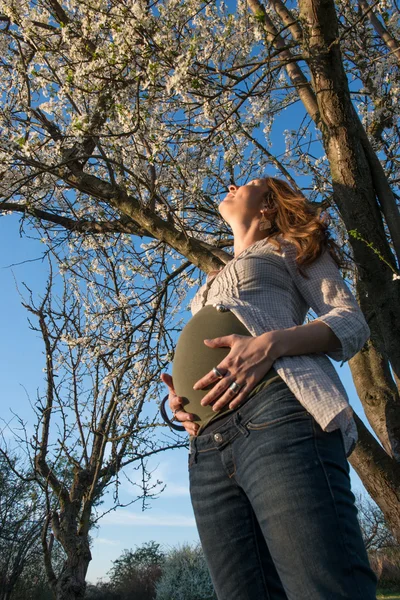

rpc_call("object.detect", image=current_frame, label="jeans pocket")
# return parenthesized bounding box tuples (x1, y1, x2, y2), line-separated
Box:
(335, 427, 351, 466)
(245, 388, 312, 431)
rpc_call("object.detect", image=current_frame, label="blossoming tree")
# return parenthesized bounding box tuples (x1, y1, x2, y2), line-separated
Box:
(1, 0, 400, 597)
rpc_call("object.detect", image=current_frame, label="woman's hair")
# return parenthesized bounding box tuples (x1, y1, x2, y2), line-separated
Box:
(261, 177, 346, 278)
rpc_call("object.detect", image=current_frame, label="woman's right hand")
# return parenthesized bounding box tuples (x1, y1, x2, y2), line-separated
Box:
(160, 373, 200, 436)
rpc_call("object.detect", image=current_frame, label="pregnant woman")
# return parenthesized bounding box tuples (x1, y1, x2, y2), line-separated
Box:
(160, 176, 378, 600)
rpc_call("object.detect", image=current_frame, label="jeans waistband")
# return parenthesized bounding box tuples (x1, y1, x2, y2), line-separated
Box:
(198, 367, 281, 436)
(189, 375, 289, 457)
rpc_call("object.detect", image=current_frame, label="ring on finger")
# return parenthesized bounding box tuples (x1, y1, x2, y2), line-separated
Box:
(229, 381, 243, 394)
(213, 367, 225, 379)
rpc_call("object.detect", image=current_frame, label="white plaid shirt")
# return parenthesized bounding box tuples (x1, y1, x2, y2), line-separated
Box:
(190, 236, 370, 457)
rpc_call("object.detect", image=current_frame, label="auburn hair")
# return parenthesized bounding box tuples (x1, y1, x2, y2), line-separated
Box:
(260, 177, 346, 278)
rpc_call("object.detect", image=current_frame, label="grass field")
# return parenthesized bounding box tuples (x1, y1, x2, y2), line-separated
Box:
(377, 590, 400, 599)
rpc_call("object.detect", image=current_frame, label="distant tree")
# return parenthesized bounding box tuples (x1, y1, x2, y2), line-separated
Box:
(107, 542, 165, 600)
(355, 491, 398, 552)
(11, 539, 66, 600)
(356, 491, 400, 589)
(0, 454, 43, 600)
(84, 581, 120, 600)
(0, 452, 67, 600)
(155, 542, 216, 600)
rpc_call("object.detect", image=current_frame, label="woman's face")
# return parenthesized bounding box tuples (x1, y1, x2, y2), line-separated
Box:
(218, 178, 269, 225)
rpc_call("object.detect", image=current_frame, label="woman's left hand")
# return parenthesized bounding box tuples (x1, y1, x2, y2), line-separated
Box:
(192, 332, 280, 413)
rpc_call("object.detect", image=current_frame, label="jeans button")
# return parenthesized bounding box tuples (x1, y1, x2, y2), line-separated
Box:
(214, 433, 223, 443)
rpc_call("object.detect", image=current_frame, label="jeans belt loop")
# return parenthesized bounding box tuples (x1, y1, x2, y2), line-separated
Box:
(234, 411, 250, 437)
(193, 436, 199, 464)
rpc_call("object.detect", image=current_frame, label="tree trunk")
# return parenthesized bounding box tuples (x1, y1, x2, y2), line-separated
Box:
(349, 278, 400, 460)
(41, 504, 92, 600)
(350, 344, 400, 459)
(0, 558, 25, 600)
(55, 541, 91, 600)
(0, 580, 17, 600)
(350, 413, 400, 540)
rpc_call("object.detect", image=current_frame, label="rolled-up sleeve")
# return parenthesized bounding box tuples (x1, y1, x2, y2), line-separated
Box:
(283, 243, 370, 366)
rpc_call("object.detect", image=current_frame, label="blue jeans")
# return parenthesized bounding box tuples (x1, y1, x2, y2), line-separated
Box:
(188, 377, 378, 600)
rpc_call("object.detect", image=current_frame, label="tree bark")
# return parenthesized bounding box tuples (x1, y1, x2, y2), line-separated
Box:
(350, 413, 400, 540)
(350, 275, 400, 460)
(350, 343, 400, 459)
(54, 542, 91, 600)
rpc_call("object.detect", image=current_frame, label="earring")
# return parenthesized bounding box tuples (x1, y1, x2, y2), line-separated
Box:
(259, 210, 271, 231)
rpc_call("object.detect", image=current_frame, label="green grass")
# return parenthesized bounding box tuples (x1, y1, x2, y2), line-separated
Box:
(377, 589, 400, 599)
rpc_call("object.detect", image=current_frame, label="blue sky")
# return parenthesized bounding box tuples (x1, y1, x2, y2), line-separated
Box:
(0, 212, 379, 584)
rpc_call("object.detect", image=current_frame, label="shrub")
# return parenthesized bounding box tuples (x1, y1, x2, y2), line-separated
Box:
(155, 542, 216, 600)
(369, 547, 400, 589)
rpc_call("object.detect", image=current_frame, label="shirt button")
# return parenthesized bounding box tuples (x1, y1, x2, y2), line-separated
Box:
(214, 303, 229, 312)
(214, 433, 223, 443)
